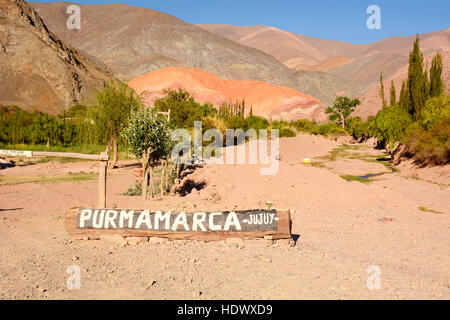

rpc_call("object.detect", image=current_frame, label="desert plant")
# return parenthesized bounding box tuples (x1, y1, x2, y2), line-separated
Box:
(123, 107, 173, 200)
(86, 80, 141, 168)
(375, 105, 413, 148)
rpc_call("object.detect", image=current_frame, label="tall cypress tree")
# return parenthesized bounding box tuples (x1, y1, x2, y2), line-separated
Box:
(429, 52, 444, 98)
(398, 80, 409, 110)
(379, 72, 387, 109)
(389, 80, 396, 106)
(407, 35, 427, 120)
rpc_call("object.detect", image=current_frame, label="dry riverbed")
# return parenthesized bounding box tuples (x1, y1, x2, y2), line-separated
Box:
(0, 134, 449, 299)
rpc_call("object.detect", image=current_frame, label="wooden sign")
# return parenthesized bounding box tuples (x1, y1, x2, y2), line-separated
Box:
(65, 208, 291, 241)
(0, 149, 32, 157)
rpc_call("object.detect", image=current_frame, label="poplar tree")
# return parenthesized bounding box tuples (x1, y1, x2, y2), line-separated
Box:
(429, 52, 444, 98)
(379, 72, 387, 109)
(407, 35, 428, 120)
(389, 80, 396, 106)
(398, 80, 409, 111)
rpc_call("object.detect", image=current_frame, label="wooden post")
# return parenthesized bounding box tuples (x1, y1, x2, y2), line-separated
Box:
(98, 152, 108, 208)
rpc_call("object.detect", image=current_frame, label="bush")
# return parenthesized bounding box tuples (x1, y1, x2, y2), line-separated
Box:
(124, 182, 142, 196)
(311, 123, 346, 136)
(291, 119, 316, 132)
(421, 94, 450, 130)
(375, 105, 413, 148)
(247, 115, 269, 131)
(154, 89, 216, 129)
(226, 115, 248, 131)
(345, 116, 367, 139)
(277, 128, 296, 138)
(402, 118, 450, 165)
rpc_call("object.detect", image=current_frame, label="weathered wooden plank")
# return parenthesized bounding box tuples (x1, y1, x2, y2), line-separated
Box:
(33, 151, 109, 161)
(65, 208, 292, 241)
(0, 149, 109, 161)
(0, 149, 33, 157)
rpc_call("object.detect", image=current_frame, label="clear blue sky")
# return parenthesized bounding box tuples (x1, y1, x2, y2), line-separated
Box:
(33, 0, 449, 44)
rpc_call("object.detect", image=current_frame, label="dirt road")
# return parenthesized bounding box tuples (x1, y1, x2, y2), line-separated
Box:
(0, 134, 448, 299)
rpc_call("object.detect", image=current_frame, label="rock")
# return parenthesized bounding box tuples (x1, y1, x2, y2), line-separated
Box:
(100, 234, 127, 246)
(126, 237, 148, 246)
(148, 237, 168, 244)
(225, 238, 244, 248)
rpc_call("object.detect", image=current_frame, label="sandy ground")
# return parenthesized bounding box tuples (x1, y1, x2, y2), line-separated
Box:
(0, 134, 449, 300)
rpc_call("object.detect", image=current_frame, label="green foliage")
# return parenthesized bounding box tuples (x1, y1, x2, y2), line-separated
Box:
(421, 94, 450, 130)
(429, 52, 444, 98)
(340, 174, 374, 184)
(247, 115, 270, 131)
(402, 118, 450, 165)
(379, 72, 387, 109)
(218, 100, 245, 118)
(277, 128, 296, 137)
(291, 119, 316, 132)
(154, 89, 216, 129)
(407, 36, 429, 119)
(123, 107, 172, 164)
(398, 80, 410, 111)
(311, 122, 346, 136)
(124, 182, 142, 196)
(326, 96, 360, 128)
(375, 105, 413, 147)
(226, 115, 248, 131)
(87, 80, 141, 145)
(345, 116, 368, 139)
(0, 106, 66, 147)
(365, 116, 378, 138)
(389, 80, 396, 107)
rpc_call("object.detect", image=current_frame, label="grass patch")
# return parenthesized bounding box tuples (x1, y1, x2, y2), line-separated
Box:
(308, 161, 327, 169)
(340, 174, 374, 183)
(123, 163, 177, 196)
(0, 172, 97, 186)
(418, 206, 446, 214)
(318, 144, 397, 172)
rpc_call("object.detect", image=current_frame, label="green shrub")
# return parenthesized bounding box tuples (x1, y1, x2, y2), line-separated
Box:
(247, 115, 269, 131)
(226, 115, 248, 131)
(311, 123, 346, 136)
(124, 182, 142, 196)
(375, 105, 413, 148)
(345, 116, 367, 139)
(277, 128, 296, 138)
(421, 94, 450, 129)
(291, 119, 316, 132)
(154, 89, 216, 129)
(402, 118, 450, 165)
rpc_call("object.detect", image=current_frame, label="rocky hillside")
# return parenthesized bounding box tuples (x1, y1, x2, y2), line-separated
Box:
(198, 24, 450, 91)
(355, 51, 450, 119)
(0, 0, 114, 115)
(30, 2, 360, 107)
(128, 67, 328, 122)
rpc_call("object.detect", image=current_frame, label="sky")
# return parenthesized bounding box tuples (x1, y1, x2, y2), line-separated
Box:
(33, 0, 450, 44)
